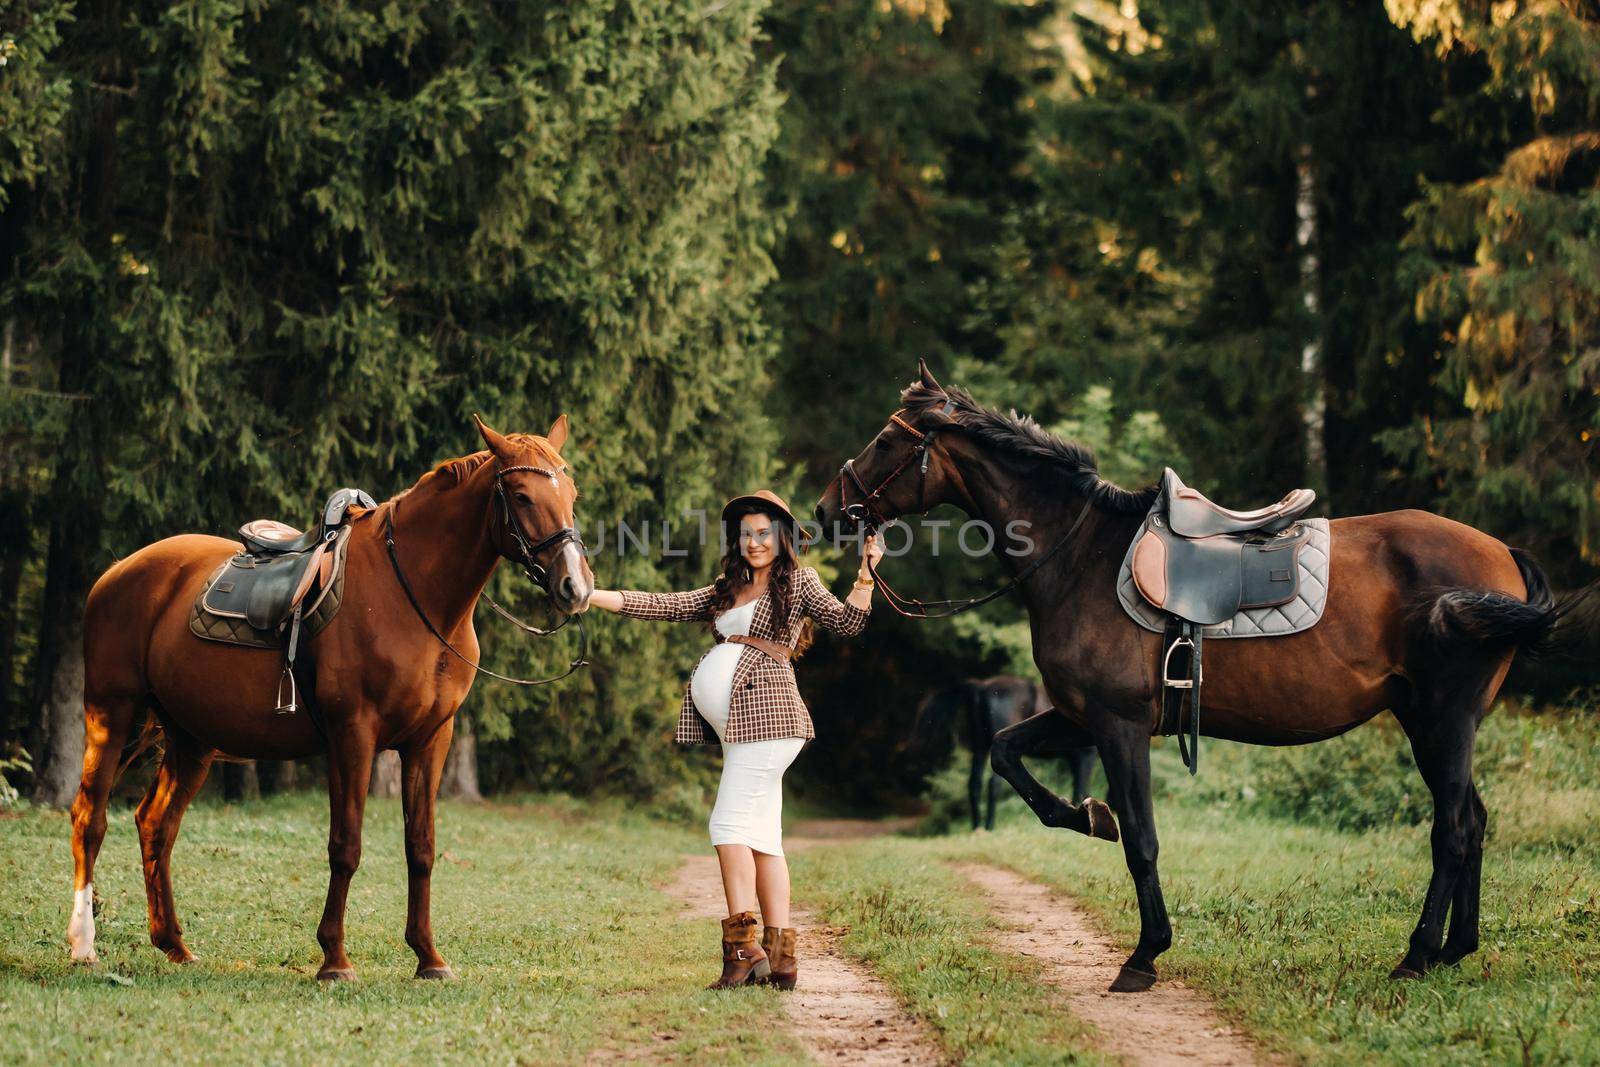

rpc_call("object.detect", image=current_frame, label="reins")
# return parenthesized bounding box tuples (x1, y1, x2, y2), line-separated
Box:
(837, 401, 1096, 619)
(383, 462, 589, 686)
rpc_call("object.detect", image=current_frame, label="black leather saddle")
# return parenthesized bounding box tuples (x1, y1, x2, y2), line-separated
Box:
(207, 488, 376, 631)
(191, 487, 375, 715)
(1128, 468, 1318, 774)
(1131, 469, 1316, 626)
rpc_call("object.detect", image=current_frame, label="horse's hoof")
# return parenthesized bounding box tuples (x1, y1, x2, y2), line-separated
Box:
(316, 966, 358, 982)
(416, 965, 456, 981)
(1109, 965, 1157, 993)
(1084, 798, 1120, 842)
(160, 944, 198, 965)
(1389, 964, 1424, 981)
(69, 949, 99, 966)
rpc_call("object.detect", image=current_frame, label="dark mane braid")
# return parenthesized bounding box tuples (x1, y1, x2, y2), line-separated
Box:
(710, 507, 815, 657)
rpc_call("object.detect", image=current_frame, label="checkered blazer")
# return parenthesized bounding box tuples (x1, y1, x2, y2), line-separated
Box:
(618, 566, 871, 744)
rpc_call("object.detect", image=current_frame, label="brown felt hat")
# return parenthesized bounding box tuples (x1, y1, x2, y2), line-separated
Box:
(721, 489, 812, 545)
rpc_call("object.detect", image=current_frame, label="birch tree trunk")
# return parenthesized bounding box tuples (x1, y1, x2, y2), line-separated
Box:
(1297, 137, 1329, 502)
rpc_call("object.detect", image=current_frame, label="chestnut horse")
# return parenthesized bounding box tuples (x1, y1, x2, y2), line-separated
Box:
(817, 364, 1574, 992)
(67, 416, 593, 979)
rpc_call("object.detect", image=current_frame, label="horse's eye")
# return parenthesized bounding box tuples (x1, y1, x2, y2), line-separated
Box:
(515, 493, 534, 506)
(874, 438, 893, 452)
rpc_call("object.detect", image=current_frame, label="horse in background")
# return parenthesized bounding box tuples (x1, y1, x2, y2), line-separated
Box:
(910, 676, 1096, 830)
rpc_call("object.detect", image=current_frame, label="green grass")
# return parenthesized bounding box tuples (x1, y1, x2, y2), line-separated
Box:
(3, 706, 1594, 1065)
(0, 794, 803, 1066)
(910, 707, 1600, 1065)
(795, 845, 1112, 1066)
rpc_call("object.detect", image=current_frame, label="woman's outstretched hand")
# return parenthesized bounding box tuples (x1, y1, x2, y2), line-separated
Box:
(858, 532, 883, 580)
(846, 533, 881, 611)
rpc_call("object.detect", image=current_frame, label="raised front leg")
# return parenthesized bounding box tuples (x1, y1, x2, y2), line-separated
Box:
(990, 710, 1117, 841)
(401, 720, 456, 979)
(317, 732, 375, 981)
(135, 732, 215, 963)
(1096, 716, 1171, 992)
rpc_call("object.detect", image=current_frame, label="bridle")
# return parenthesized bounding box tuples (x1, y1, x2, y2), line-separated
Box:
(492, 464, 584, 592)
(384, 461, 590, 686)
(838, 410, 947, 530)
(836, 399, 1096, 619)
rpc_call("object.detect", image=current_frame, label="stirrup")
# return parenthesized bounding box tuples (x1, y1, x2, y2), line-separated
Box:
(274, 604, 303, 715)
(1162, 636, 1200, 690)
(274, 664, 298, 715)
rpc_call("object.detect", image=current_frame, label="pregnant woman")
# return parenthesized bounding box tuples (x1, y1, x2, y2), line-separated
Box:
(590, 489, 880, 989)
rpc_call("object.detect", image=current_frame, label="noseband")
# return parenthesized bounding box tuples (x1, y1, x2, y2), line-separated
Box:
(384, 460, 590, 687)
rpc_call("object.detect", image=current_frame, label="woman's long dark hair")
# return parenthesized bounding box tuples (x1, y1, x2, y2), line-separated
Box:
(710, 505, 815, 657)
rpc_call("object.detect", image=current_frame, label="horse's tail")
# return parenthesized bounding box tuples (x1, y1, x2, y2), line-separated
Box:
(116, 711, 166, 779)
(1421, 548, 1589, 660)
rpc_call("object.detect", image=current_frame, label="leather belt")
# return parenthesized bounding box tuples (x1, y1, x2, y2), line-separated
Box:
(723, 634, 794, 664)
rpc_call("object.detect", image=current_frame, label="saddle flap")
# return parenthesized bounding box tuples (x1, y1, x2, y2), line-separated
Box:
(1159, 533, 1246, 626)
(1131, 530, 1168, 609)
(200, 550, 322, 631)
(1238, 526, 1309, 609)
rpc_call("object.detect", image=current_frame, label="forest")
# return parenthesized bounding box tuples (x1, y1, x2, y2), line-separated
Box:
(3, 0, 1597, 810)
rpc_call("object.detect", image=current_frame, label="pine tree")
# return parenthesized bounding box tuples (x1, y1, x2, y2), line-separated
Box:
(2, 0, 787, 801)
(1386, 0, 1600, 579)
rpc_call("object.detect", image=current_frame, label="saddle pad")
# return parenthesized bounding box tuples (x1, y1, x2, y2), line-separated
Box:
(188, 528, 351, 649)
(1117, 518, 1331, 638)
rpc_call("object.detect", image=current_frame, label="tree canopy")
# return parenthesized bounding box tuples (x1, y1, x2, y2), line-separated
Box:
(3, 0, 1594, 807)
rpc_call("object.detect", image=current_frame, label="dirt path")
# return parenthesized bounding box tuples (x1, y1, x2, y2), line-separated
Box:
(667, 828, 942, 1065)
(956, 862, 1275, 1067)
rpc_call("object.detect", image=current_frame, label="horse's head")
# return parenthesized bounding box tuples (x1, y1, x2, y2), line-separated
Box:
(814, 360, 965, 542)
(475, 414, 594, 615)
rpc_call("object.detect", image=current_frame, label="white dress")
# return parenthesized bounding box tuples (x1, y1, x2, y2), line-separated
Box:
(690, 598, 805, 856)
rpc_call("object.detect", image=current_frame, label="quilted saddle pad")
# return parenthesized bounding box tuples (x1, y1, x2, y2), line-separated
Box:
(1116, 518, 1332, 638)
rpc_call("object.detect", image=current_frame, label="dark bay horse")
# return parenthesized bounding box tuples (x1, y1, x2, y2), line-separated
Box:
(910, 676, 1095, 830)
(68, 417, 592, 979)
(817, 364, 1574, 992)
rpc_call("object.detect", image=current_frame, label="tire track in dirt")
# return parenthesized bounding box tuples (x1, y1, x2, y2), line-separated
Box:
(956, 862, 1275, 1067)
(668, 833, 943, 1066)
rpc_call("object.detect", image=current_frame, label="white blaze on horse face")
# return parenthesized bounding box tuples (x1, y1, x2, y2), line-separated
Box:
(558, 542, 593, 610)
(68, 884, 97, 963)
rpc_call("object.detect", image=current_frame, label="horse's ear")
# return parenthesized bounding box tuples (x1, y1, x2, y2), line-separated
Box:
(474, 413, 513, 459)
(918, 359, 942, 391)
(546, 413, 569, 453)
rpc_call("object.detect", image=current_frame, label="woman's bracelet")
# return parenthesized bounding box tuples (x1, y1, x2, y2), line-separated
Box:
(853, 576, 875, 589)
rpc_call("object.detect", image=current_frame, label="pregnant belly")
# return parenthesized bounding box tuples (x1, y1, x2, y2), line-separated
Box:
(691, 644, 744, 713)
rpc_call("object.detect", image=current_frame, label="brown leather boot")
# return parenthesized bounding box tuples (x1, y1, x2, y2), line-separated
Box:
(709, 911, 770, 989)
(760, 926, 798, 990)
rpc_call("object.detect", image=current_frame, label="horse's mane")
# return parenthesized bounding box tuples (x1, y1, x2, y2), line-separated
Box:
(901, 381, 1158, 515)
(388, 434, 563, 503)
